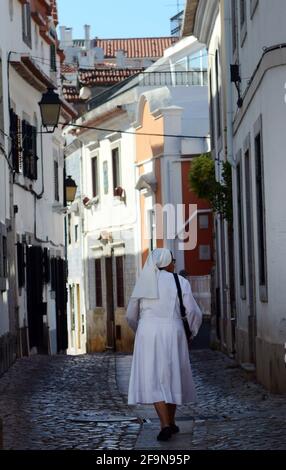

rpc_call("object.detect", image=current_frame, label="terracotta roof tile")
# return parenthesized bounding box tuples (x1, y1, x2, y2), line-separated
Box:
(93, 37, 178, 58)
(61, 64, 78, 74)
(79, 68, 143, 86)
(62, 67, 142, 103)
(62, 85, 81, 103)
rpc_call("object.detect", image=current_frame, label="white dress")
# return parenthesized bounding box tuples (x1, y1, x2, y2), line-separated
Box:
(126, 270, 202, 405)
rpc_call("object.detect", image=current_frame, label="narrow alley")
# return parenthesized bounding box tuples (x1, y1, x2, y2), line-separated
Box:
(0, 350, 285, 450)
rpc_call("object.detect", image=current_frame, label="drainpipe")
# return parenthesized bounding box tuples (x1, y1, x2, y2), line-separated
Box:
(224, 0, 237, 353)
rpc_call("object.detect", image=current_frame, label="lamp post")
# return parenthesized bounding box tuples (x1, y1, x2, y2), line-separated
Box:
(65, 176, 77, 204)
(38, 87, 61, 133)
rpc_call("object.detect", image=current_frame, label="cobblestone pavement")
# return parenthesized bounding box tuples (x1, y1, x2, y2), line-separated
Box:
(186, 350, 286, 450)
(0, 353, 140, 450)
(0, 349, 285, 450)
(117, 350, 286, 450)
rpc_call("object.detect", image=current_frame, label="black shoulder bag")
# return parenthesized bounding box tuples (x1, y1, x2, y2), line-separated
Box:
(173, 273, 192, 342)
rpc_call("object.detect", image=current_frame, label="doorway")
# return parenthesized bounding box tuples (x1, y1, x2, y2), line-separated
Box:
(105, 256, 115, 350)
(26, 246, 45, 353)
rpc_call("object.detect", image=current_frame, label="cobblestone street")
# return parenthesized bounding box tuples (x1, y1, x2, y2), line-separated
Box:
(0, 350, 285, 450)
(0, 354, 140, 450)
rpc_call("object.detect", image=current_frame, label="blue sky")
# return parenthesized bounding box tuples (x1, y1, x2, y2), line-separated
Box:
(57, 0, 185, 38)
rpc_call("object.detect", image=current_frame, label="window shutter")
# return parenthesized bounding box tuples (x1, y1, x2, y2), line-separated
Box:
(50, 44, 57, 72)
(95, 258, 103, 307)
(26, 3, 31, 45)
(10, 110, 22, 172)
(31, 126, 38, 180)
(22, 120, 29, 177)
(22, 4, 26, 42)
(54, 161, 59, 201)
(2, 236, 7, 278)
(22, 122, 37, 180)
(43, 248, 50, 284)
(116, 256, 125, 307)
(51, 257, 57, 291)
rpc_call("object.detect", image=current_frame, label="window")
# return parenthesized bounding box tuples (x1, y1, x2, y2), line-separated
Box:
(186, 48, 208, 86)
(236, 156, 246, 297)
(199, 214, 209, 230)
(148, 210, 156, 252)
(215, 51, 221, 139)
(22, 2, 31, 48)
(74, 224, 79, 243)
(69, 285, 75, 331)
(0, 225, 7, 291)
(22, 121, 37, 180)
(112, 147, 121, 194)
(50, 44, 57, 72)
(232, 0, 238, 53)
(255, 127, 267, 298)
(10, 110, 22, 173)
(54, 160, 59, 201)
(35, 24, 39, 48)
(240, 0, 247, 45)
(95, 258, 103, 307)
(209, 71, 215, 149)
(43, 248, 50, 284)
(250, 0, 259, 18)
(2, 236, 7, 278)
(9, 0, 14, 21)
(91, 156, 99, 197)
(103, 161, 109, 194)
(199, 245, 211, 261)
(68, 214, 72, 245)
(116, 256, 124, 307)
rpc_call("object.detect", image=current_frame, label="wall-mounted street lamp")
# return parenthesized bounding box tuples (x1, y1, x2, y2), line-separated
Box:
(38, 87, 61, 133)
(230, 64, 243, 109)
(65, 175, 77, 204)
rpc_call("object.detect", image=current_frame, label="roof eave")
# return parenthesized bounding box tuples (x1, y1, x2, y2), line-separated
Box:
(181, 0, 200, 37)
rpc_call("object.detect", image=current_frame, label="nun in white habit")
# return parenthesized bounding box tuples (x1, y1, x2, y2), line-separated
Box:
(126, 248, 202, 441)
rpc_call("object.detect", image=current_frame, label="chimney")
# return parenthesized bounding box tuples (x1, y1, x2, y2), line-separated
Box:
(59, 26, 66, 42)
(60, 27, 73, 47)
(84, 24, 91, 50)
(116, 50, 126, 68)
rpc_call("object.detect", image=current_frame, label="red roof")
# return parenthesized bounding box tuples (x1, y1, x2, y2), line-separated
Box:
(80, 68, 143, 86)
(93, 37, 177, 59)
(62, 67, 143, 103)
(62, 86, 81, 103)
(61, 64, 78, 74)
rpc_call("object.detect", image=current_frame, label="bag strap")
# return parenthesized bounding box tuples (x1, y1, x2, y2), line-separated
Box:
(173, 273, 186, 319)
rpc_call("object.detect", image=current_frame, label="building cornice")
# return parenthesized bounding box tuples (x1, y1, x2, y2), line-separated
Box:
(233, 45, 286, 135)
(73, 108, 126, 136)
(181, 0, 200, 37)
(193, 0, 219, 46)
(10, 54, 56, 92)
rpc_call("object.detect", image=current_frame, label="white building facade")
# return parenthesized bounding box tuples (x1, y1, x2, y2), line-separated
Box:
(185, 0, 286, 392)
(0, 0, 76, 373)
(64, 35, 209, 353)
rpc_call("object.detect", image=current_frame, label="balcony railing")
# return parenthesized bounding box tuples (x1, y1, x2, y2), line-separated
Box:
(138, 70, 208, 87)
(87, 70, 208, 111)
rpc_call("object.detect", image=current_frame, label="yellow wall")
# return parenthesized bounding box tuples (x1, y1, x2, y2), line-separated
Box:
(136, 100, 164, 265)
